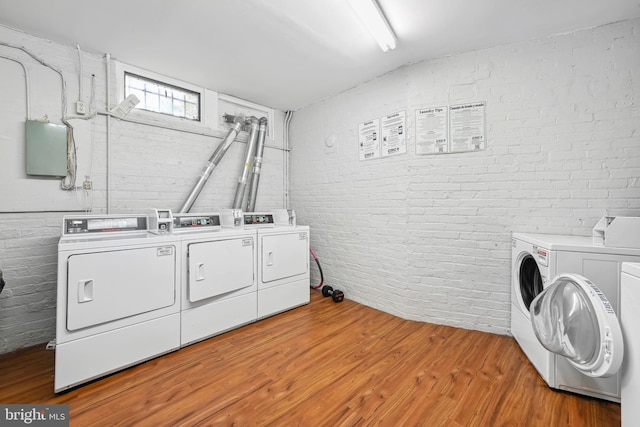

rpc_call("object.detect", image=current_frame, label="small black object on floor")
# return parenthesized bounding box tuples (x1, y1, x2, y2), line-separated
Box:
(321, 285, 344, 303)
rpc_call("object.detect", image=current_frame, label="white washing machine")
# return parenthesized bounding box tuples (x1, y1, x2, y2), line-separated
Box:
(174, 212, 257, 347)
(235, 210, 310, 319)
(621, 262, 640, 426)
(56, 214, 182, 392)
(511, 232, 640, 402)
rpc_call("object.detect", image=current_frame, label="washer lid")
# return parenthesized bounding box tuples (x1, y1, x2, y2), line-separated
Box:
(529, 273, 623, 378)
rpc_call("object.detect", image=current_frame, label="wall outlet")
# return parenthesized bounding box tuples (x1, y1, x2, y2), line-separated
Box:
(76, 101, 86, 115)
(83, 176, 92, 190)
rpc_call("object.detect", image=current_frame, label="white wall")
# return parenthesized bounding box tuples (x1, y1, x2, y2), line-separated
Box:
(0, 25, 286, 353)
(290, 19, 640, 334)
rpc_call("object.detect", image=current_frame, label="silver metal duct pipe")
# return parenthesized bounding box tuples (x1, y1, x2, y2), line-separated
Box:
(179, 116, 244, 213)
(232, 116, 260, 209)
(245, 116, 268, 212)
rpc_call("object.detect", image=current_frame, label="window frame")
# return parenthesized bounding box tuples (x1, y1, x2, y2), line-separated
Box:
(114, 61, 213, 129)
(124, 71, 201, 121)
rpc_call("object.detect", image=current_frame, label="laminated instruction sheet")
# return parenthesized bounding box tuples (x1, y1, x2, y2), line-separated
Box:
(358, 118, 380, 160)
(415, 101, 486, 155)
(381, 111, 406, 157)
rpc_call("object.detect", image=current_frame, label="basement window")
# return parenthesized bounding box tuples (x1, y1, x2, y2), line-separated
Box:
(124, 72, 201, 121)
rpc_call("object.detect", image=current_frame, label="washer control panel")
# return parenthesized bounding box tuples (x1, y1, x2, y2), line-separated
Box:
(173, 213, 221, 232)
(243, 212, 275, 227)
(63, 215, 148, 236)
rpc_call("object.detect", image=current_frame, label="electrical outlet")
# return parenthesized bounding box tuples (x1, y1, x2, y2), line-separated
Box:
(83, 176, 92, 190)
(76, 101, 86, 115)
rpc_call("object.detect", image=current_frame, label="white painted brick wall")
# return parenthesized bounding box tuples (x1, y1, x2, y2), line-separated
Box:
(291, 19, 640, 335)
(0, 25, 286, 353)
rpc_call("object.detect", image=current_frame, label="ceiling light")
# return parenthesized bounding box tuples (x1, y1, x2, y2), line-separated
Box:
(347, 0, 397, 52)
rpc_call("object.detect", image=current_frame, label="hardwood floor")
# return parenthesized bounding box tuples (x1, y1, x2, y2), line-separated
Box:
(0, 291, 620, 426)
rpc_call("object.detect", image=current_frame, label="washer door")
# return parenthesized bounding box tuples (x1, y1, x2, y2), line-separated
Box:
(516, 252, 544, 311)
(530, 273, 623, 378)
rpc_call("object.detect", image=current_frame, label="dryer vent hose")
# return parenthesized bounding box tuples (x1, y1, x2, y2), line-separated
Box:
(309, 248, 324, 290)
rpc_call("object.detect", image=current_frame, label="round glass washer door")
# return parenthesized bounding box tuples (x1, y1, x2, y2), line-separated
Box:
(517, 253, 544, 312)
(529, 273, 623, 378)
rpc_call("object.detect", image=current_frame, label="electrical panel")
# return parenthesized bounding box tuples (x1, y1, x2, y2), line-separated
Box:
(25, 120, 67, 177)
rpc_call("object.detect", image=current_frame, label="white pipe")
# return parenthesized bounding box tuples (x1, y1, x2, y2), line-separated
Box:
(96, 112, 287, 152)
(105, 53, 112, 214)
(0, 41, 66, 119)
(76, 44, 83, 102)
(283, 111, 293, 209)
(0, 55, 30, 120)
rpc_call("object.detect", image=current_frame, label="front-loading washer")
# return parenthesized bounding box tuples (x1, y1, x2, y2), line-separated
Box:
(174, 212, 257, 347)
(511, 232, 640, 402)
(55, 214, 182, 392)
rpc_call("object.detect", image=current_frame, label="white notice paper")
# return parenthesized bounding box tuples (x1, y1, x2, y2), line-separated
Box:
(381, 111, 406, 157)
(449, 102, 485, 152)
(415, 107, 448, 155)
(358, 119, 380, 160)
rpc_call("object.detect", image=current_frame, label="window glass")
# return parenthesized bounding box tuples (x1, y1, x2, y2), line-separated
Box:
(125, 72, 201, 121)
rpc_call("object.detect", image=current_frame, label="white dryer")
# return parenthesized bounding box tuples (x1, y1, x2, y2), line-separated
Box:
(174, 212, 257, 347)
(241, 211, 310, 319)
(56, 215, 182, 392)
(511, 232, 640, 402)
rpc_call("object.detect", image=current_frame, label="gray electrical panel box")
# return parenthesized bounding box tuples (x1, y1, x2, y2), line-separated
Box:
(25, 120, 67, 177)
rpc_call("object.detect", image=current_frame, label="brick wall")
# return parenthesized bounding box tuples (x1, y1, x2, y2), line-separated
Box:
(0, 25, 286, 353)
(290, 19, 640, 334)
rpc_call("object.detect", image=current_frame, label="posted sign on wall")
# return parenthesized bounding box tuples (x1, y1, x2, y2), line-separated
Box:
(359, 112, 407, 161)
(358, 118, 380, 160)
(415, 101, 486, 155)
(415, 106, 448, 154)
(449, 102, 485, 152)
(381, 111, 406, 157)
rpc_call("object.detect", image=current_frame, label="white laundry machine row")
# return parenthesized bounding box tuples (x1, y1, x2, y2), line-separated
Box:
(55, 210, 310, 391)
(55, 215, 182, 392)
(511, 232, 640, 402)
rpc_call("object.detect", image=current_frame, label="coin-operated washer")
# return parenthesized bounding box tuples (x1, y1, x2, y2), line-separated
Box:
(512, 220, 640, 402)
(174, 211, 257, 346)
(241, 210, 310, 319)
(55, 213, 182, 392)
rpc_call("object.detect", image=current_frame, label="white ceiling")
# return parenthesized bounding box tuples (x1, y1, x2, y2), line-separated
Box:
(0, 0, 639, 111)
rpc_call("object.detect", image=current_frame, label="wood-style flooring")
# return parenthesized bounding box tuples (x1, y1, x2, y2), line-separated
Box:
(0, 291, 620, 426)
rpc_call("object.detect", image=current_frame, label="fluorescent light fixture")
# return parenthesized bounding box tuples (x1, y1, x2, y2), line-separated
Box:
(347, 0, 396, 52)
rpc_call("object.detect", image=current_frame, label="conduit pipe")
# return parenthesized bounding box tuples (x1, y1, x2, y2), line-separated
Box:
(232, 116, 260, 209)
(283, 111, 294, 209)
(0, 55, 30, 119)
(105, 53, 112, 213)
(179, 115, 245, 213)
(245, 116, 268, 212)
